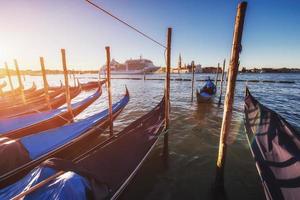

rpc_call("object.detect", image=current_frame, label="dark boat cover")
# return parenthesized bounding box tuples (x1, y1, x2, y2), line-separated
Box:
(244, 88, 300, 200)
(0, 89, 129, 178)
(0, 137, 31, 176)
(0, 97, 165, 200)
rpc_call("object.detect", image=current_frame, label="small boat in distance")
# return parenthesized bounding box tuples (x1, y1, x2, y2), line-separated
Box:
(196, 77, 216, 103)
(244, 88, 300, 200)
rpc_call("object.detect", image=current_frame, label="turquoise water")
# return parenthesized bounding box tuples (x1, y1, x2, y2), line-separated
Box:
(1, 73, 299, 199)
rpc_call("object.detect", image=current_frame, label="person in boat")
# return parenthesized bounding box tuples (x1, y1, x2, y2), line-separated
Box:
(201, 77, 215, 95)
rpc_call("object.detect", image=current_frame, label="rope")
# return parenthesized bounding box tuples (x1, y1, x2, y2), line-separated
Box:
(85, 0, 166, 49)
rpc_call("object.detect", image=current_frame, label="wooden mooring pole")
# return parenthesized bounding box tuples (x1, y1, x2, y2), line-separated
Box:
(218, 59, 226, 106)
(214, 1, 247, 189)
(14, 59, 26, 103)
(106, 46, 113, 136)
(73, 73, 76, 87)
(215, 63, 220, 88)
(4, 62, 14, 92)
(163, 27, 172, 161)
(40, 57, 51, 109)
(191, 61, 195, 102)
(98, 66, 103, 86)
(61, 49, 74, 121)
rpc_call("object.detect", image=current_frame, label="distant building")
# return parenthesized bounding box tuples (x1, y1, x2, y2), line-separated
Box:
(195, 64, 202, 73)
(102, 57, 160, 74)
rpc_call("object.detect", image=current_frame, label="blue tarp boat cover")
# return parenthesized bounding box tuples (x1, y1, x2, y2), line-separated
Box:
(0, 95, 164, 200)
(244, 88, 300, 200)
(0, 166, 90, 200)
(0, 89, 100, 135)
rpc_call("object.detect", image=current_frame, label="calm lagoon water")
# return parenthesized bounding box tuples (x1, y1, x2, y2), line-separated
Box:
(1, 73, 299, 199)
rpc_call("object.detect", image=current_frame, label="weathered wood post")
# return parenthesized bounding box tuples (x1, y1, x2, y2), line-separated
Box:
(218, 59, 226, 106)
(215, 1, 247, 189)
(69, 69, 72, 79)
(40, 57, 51, 109)
(191, 61, 195, 102)
(4, 62, 14, 92)
(61, 49, 74, 121)
(14, 59, 26, 103)
(73, 73, 76, 87)
(98, 65, 103, 86)
(106, 46, 113, 136)
(163, 27, 172, 161)
(215, 63, 220, 88)
(0, 82, 3, 96)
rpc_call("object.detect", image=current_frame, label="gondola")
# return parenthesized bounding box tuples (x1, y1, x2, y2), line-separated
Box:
(0, 82, 47, 104)
(0, 85, 103, 139)
(0, 87, 129, 188)
(0, 95, 164, 199)
(48, 81, 64, 90)
(81, 81, 104, 91)
(0, 85, 64, 108)
(0, 82, 37, 99)
(196, 78, 216, 103)
(0, 85, 81, 118)
(244, 88, 300, 200)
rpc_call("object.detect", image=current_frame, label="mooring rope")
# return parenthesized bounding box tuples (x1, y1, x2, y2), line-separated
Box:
(85, 0, 166, 49)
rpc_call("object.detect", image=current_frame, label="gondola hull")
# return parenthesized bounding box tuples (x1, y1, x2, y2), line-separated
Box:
(196, 80, 216, 103)
(0, 95, 164, 200)
(0, 88, 129, 189)
(81, 81, 106, 91)
(0, 85, 102, 139)
(196, 90, 215, 103)
(244, 88, 300, 200)
(0, 86, 81, 118)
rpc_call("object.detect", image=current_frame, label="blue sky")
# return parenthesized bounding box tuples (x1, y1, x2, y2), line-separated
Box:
(0, 0, 299, 70)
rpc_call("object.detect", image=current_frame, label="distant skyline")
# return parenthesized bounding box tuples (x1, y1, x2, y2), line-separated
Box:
(0, 0, 299, 70)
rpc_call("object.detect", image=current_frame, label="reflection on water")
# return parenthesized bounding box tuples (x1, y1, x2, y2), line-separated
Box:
(1, 73, 299, 199)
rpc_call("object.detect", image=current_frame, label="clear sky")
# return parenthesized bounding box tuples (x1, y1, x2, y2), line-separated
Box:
(0, 0, 299, 70)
